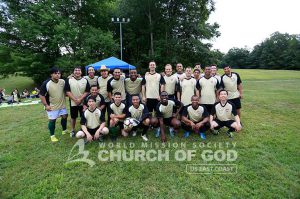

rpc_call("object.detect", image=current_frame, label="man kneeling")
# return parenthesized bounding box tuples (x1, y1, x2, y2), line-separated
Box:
(123, 95, 151, 141)
(76, 96, 109, 142)
(210, 90, 242, 138)
(181, 95, 210, 140)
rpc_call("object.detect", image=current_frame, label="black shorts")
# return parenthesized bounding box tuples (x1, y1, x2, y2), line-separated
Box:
(214, 119, 235, 130)
(70, 106, 84, 119)
(162, 117, 175, 126)
(202, 104, 214, 114)
(146, 98, 159, 113)
(182, 122, 210, 132)
(83, 127, 99, 136)
(228, 97, 241, 109)
(168, 94, 175, 100)
(116, 121, 124, 129)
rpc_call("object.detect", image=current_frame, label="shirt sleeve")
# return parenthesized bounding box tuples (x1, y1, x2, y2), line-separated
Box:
(107, 78, 113, 92)
(141, 104, 150, 120)
(100, 110, 105, 122)
(80, 112, 87, 125)
(99, 94, 105, 106)
(159, 74, 166, 85)
(156, 103, 163, 118)
(219, 75, 225, 89)
(85, 80, 90, 92)
(64, 79, 71, 92)
(211, 103, 217, 115)
(39, 80, 48, 96)
(202, 105, 209, 117)
(196, 80, 201, 90)
(236, 73, 242, 85)
(141, 77, 146, 85)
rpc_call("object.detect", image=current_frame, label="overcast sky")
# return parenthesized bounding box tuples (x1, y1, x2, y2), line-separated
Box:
(208, 0, 300, 53)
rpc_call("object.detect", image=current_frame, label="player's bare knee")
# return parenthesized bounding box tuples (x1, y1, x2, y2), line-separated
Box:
(143, 118, 150, 126)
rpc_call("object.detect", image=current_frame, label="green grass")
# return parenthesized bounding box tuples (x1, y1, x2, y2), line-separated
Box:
(0, 69, 300, 198)
(0, 75, 35, 94)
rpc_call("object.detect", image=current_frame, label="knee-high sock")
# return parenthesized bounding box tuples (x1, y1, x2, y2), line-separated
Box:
(141, 124, 149, 136)
(48, 120, 56, 136)
(61, 118, 67, 131)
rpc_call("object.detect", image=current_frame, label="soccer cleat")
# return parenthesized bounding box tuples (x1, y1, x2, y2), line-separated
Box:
(132, 131, 137, 137)
(212, 129, 219, 135)
(169, 127, 175, 138)
(141, 134, 149, 141)
(155, 127, 160, 138)
(70, 131, 75, 138)
(200, 132, 206, 140)
(50, 135, 59, 142)
(62, 130, 68, 135)
(183, 131, 190, 138)
(226, 130, 233, 138)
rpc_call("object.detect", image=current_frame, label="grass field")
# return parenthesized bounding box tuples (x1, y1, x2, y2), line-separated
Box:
(0, 69, 300, 198)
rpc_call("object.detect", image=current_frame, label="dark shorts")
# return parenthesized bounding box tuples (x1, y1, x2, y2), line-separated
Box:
(228, 97, 241, 109)
(82, 127, 99, 136)
(70, 106, 84, 119)
(162, 117, 175, 126)
(202, 104, 214, 114)
(214, 119, 235, 129)
(146, 98, 159, 113)
(168, 94, 175, 100)
(182, 122, 210, 132)
(116, 121, 124, 129)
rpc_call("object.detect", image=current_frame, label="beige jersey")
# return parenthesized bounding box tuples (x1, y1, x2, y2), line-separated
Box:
(211, 101, 237, 121)
(164, 74, 178, 95)
(107, 76, 126, 100)
(40, 79, 66, 110)
(181, 104, 209, 122)
(156, 99, 182, 119)
(109, 102, 127, 121)
(125, 78, 143, 95)
(65, 78, 90, 106)
(196, 76, 219, 105)
(142, 73, 166, 99)
(97, 74, 112, 102)
(80, 108, 104, 129)
(179, 78, 197, 106)
(127, 103, 149, 121)
(220, 72, 242, 99)
(84, 75, 99, 87)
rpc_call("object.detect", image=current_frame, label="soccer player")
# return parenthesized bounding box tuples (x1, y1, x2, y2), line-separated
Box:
(220, 65, 243, 118)
(65, 67, 90, 137)
(84, 66, 98, 86)
(210, 64, 221, 83)
(210, 90, 242, 138)
(156, 91, 183, 142)
(39, 67, 68, 142)
(125, 69, 143, 105)
(174, 63, 186, 80)
(181, 95, 210, 140)
(196, 66, 219, 114)
(178, 67, 197, 106)
(97, 65, 112, 118)
(107, 68, 126, 102)
(123, 95, 151, 141)
(76, 96, 109, 142)
(83, 85, 105, 112)
(163, 64, 179, 100)
(109, 92, 127, 137)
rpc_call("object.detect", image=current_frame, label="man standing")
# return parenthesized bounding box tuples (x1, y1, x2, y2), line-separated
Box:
(84, 66, 98, 86)
(220, 65, 243, 118)
(83, 85, 105, 112)
(65, 67, 90, 137)
(39, 67, 68, 142)
(174, 63, 186, 80)
(125, 69, 143, 105)
(196, 66, 219, 114)
(163, 64, 179, 99)
(107, 68, 126, 102)
(178, 67, 197, 106)
(210, 65, 221, 83)
(97, 65, 112, 118)
(210, 90, 242, 137)
(156, 91, 182, 142)
(124, 95, 151, 141)
(181, 95, 209, 140)
(76, 97, 109, 142)
(141, 61, 165, 114)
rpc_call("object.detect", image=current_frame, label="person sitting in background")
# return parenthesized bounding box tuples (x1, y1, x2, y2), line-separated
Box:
(31, 87, 40, 98)
(8, 88, 20, 104)
(22, 88, 30, 98)
(0, 88, 4, 104)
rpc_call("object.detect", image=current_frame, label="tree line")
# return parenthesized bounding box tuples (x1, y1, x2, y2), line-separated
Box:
(0, 1, 299, 85)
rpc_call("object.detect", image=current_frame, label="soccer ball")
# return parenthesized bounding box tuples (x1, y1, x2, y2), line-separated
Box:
(123, 118, 139, 130)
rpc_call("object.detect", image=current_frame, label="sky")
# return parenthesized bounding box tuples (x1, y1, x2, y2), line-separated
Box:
(208, 0, 300, 53)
